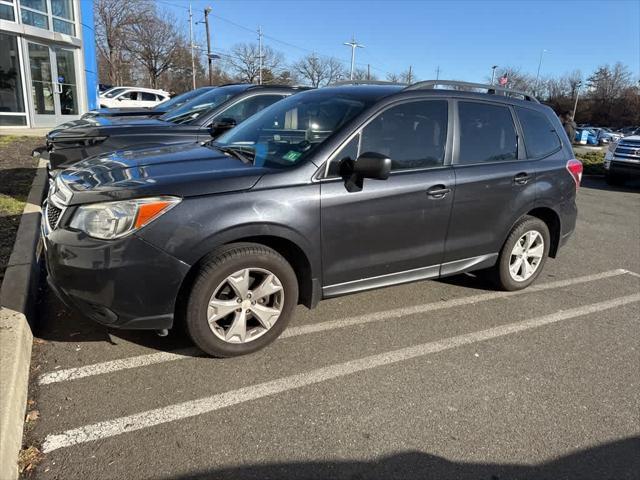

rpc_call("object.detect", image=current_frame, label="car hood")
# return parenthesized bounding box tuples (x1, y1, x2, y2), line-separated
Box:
(56, 142, 270, 205)
(48, 117, 175, 139)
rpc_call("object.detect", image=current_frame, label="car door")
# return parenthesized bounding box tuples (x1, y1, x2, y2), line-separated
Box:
(442, 100, 537, 273)
(320, 99, 455, 296)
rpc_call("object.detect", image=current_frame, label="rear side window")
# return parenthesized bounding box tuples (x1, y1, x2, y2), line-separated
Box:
(516, 107, 561, 158)
(457, 102, 517, 164)
(140, 92, 157, 101)
(360, 100, 448, 171)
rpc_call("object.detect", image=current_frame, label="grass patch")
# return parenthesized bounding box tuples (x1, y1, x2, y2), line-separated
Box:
(0, 135, 18, 147)
(574, 149, 605, 175)
(0, 194, 27, 215)
(0, 135, 42, 281)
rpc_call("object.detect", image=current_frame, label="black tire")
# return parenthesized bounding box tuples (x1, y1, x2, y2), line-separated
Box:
(186, 243, 298, 357)
(491, 216, 550, 291)
(605, 172, 625, 186)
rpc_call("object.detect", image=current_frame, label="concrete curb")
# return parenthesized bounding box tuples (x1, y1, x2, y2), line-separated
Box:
(0, 158, 48, 480)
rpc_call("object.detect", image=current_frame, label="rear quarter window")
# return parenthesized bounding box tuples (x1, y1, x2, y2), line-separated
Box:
(516, 107, 562, 158)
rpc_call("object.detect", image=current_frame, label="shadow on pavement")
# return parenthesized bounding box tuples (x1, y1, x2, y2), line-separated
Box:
(161, 436, 639, 480)
(581, 176, 640, 193)
(35, 283, 195, 353)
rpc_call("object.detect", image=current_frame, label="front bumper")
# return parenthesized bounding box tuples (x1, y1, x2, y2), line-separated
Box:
(43, 222, 191, 330)
(609, 160, 640, 179)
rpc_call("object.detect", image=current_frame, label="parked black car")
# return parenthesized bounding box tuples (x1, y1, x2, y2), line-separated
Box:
(43, 81, 581, 357)
(43, 84, 304, 170)
(81, 86, 216, 120)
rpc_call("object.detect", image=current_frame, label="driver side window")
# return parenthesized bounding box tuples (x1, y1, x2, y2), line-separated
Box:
(325, 100, 448, 178)
(360, 100, 448, 171)
(215, 95, 286, 125)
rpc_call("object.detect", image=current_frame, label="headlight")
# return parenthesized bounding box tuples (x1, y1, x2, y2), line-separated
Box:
(607, 140, 619, 153)
(69, 196, 181, 240)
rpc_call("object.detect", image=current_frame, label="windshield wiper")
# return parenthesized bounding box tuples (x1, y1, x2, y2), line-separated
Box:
(214, 145, 253, 164)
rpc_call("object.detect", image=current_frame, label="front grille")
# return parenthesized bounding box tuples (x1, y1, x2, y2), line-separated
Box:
(614, 140, 640, 161)
(46, 203, 63, 230)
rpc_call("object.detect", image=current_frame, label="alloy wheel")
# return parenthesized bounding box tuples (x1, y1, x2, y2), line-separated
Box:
(207, 268, 284, 343)
(509, 230, 544, 282)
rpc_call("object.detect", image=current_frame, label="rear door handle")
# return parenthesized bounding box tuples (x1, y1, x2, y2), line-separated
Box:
(513, 172, 531, 185)
(426, 185, 451, 199)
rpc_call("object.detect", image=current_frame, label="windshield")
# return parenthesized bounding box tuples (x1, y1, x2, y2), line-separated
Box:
(153, 87, 214, 112)
(160, 86, 248, 125)
(103, 88, 127, 99)
(213, 90, 374, 169)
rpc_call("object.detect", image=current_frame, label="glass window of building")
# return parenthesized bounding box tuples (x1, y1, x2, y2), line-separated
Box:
(0, 0, 16, 21)
(0, 33, 27, 126)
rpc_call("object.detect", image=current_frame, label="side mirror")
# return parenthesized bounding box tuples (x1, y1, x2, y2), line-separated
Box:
(353, 152, 391, 180)
(341, 152, 391, 192)
(210, 117, 237, 137)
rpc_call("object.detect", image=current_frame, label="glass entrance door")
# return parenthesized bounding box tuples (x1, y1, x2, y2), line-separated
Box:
(53, 47, 78, 117)
(27, 42, 78, 127)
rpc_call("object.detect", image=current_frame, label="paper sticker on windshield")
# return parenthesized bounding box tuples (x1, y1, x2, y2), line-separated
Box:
(282, 151, 302, 162)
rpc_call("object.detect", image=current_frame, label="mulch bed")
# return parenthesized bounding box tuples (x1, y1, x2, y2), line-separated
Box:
(0, 136, 46, 283)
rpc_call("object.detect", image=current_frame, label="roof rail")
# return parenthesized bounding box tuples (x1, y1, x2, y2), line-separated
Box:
(404, 80, 539, 103)
(330, 80, 407, 87)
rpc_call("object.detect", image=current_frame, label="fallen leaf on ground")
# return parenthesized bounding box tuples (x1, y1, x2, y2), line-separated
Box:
(18, 446, 43, 473)
(25, 410, 40, 422)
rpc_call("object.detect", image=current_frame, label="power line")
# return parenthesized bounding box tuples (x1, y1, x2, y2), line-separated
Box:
(155, 1, 395, 77)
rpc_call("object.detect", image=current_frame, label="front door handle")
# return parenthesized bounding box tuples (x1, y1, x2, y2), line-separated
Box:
(513, 172, 530, 185)
(426, 185, 451, 199)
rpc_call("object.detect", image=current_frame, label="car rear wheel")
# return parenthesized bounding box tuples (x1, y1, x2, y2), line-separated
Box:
(186, 243, 298, 357)
(492, 216, 550, 291)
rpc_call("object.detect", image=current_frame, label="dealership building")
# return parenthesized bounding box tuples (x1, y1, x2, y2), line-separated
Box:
(0, 0, 97, 128)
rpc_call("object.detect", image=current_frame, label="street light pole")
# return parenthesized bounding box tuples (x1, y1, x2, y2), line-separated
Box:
(491, 65, 498, 85)
(204, 6, 213, 86)
(535, 49, 547, 95)
(343, 35, 364, 80)
(258, 26, 263, 85)
(189, 2, 196, 89)
(572, 81, 582, 120)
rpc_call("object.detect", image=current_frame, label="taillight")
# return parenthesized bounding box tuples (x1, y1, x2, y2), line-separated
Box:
(566, 159, 583, 188)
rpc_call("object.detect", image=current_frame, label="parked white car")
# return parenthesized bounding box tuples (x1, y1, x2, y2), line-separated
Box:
(99, 87, 170, 109)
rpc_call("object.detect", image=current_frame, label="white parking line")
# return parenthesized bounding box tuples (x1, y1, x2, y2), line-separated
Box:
(38, 269, 635, 385)
(42, 293, 640, 453)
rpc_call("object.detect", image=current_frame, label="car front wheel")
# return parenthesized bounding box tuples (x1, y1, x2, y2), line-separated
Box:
(493, 216, 550, 291)
(186, 243, 298, 357)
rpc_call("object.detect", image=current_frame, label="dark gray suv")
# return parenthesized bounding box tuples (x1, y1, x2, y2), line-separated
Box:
(42, 81, 582, 357)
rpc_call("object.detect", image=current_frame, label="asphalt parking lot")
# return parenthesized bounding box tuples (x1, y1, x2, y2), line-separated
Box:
(23, 177, 639, 480)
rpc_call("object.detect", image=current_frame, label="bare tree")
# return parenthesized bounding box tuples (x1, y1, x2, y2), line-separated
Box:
(94, 0, 149, 85)
(587, 63, 633, 102)
(386, 72, 401, 83)
(293, 54, 344, 87)
(126, 12, 181, 89)
(227, 43, 283, 84)
(494, 66, 536, 93)
(352, 67, 377, 81)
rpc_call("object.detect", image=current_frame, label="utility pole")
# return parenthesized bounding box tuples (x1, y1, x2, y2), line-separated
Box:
(258, 26, 263, 85)
(572, 81, 582, 120)
(189, 3, 196, 89)
(343, 35, 364, 80)
(491, 65, 498, 85)
(204, 6, 213, 85)
(367, 64, 370, 81)
(535, 49, 547, 95)
(435, 66, 440, 81)
(407, 65, 413, 84)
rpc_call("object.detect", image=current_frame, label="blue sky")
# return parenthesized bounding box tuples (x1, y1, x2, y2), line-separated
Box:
(160, 0, 640, 82)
